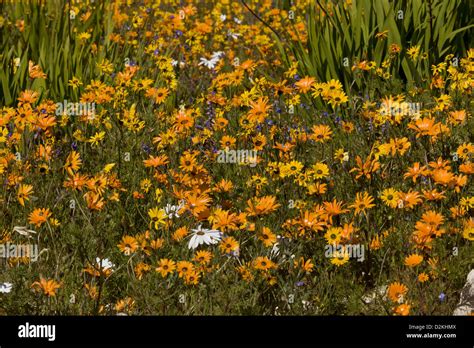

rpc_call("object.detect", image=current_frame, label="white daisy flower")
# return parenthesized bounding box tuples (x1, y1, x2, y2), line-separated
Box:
(220, 14, 227, 22)
(211, 51, 225, 60)
(188, 225, 222, 250)
(0, 282, 13, 294)
(227, 30, 241, 40)
(164, 200, 185, 219)
(198, 57, 220, 69)
(270, 242, 280, 257)
(96, 257, 115, 271)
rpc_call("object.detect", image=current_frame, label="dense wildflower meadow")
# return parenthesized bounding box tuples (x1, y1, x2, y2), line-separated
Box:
(0, 0, 473, 316)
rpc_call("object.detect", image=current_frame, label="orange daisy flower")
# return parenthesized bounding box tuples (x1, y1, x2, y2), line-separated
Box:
(28, 208, 52, 227)
(393, 303, 411, 316)
(295, 76, 316, 93)
(253, 256, 276, 271)
(246, 195, 280, 216)
(350, 192, 375, 215)
(310, 124, 333, 143)
(17, 184, 33, 206)
(143, 154, 169, 168)
(259, 227, 277, 247)
(404, 254, 423, 267)
(64, 151, 82, 176)
(387, 282, 408, 302)
(155, 258, 176, 277)
(248, 97, 270, 123)
(31, 278, 61, 296)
